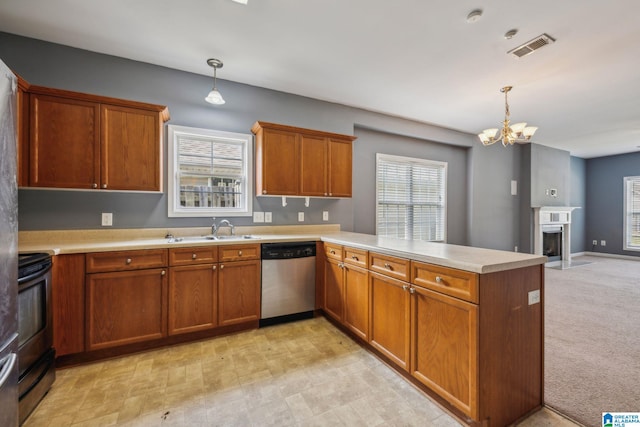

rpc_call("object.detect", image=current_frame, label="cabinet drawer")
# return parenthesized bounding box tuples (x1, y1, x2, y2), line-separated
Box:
(411, 261, 478, 303)
(169, 246, 218, 266)
(343, 246, 368, 268)
(219, 244, 260, 262)
(324, 243, 343, 261)
(369, 252, 409, 282)
(86, 249, 168, 273)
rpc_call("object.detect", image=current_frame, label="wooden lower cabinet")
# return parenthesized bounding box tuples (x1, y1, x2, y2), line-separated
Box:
(86, 268, 167, 351)
(323, 258, 344, 322)
(411, 285, 478, 419)
(218, 259, 261, 326)
(168, 263, 218, 335)
(368, 271, 411, 371)
(343, 263, 369, 340)
(52, 254, 86, 356)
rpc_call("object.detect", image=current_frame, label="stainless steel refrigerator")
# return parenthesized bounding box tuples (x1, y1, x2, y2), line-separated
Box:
(0, 57, 19, 427)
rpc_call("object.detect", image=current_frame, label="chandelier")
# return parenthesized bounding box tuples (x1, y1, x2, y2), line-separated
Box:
(478, 86, 537, 146)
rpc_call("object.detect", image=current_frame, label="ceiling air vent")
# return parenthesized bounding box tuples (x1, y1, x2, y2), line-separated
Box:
(508, 33, 555, 58)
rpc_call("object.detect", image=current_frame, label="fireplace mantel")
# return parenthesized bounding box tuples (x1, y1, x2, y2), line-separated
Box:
(533, 206, 580, 264)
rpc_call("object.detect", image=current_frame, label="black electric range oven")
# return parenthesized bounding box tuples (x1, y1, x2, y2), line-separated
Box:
(17, 253, 55, 425)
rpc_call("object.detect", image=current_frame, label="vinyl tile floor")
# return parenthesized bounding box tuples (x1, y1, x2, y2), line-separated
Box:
(24, 317, 580, 427)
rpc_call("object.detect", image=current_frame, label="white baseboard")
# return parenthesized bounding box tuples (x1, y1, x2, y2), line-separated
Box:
(582, 251, 640, 262)
(571, 251, 586, 257)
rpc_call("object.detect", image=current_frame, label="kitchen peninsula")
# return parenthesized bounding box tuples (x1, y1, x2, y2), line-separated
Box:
(20, 225, 546, 427)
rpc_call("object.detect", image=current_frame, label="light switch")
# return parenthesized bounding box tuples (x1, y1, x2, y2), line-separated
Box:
(298, 212, 304, 222)
(265, 212, 272, 223)
(511, 180, 517, 196)
(322, 211, 329, 221)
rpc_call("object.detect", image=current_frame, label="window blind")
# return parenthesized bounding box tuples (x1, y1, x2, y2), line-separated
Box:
(376, 154, 447, 241)
(625, 176, 640, 250)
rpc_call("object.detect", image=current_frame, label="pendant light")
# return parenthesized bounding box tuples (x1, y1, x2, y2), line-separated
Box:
(205, 58, 225, 105)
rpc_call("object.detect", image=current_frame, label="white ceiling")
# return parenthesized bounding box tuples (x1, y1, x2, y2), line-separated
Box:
(2, 0, 640, 158)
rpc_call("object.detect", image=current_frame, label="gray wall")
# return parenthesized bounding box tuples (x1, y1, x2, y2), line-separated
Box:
(586, 151, 640, 257)
(570, 156, 586, 253)
(530, 143, 571, 207)
(352, 127, 468, 245)
(468, 142, 522, 252)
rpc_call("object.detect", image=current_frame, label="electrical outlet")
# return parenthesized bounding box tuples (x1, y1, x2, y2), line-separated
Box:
(298, 212, 304, 222)
(601, 240, 606, 247)
(265, 212, 272, 223)
(592, 240, 598, 246)
(528, 289, 540, 305)
(514, 246, 518, 252)
(101, 213, 113, 227)
(510, 180, 517, 196)
(322, 211, 329, 221)
(253, 211, 264, 223)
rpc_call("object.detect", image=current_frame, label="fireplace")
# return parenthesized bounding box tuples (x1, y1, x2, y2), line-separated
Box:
(533, 207, 579, 265)
(542, 227, 563, 261)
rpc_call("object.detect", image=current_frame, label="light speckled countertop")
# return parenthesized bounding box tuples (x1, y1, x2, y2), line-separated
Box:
(19, 225, 546, 274)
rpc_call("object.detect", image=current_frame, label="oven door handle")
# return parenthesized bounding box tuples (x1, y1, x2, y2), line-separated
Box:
(0, 353, 17, 389)
(18, 265, 52, 286)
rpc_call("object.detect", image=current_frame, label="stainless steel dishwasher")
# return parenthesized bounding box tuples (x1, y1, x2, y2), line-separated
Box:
(260, 242, 316, 327)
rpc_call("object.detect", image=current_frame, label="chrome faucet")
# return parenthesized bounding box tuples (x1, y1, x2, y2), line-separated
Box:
(211, 218, 217, 236)
(215, 219, 235, 237)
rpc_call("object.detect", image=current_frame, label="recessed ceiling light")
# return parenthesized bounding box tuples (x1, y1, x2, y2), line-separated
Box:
(231, 0, 248, 4)
(466, 9, 483, 23)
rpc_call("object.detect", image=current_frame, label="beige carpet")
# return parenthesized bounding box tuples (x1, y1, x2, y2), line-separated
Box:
(544, 255, 640, 427)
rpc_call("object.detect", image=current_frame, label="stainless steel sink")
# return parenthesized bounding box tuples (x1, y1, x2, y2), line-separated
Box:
(168, 235, 260, 242)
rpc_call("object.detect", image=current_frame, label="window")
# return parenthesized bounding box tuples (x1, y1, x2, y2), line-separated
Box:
(624, 176, 640, 251)
(167, 125, 252, 217)
(376, 153, 447, 241)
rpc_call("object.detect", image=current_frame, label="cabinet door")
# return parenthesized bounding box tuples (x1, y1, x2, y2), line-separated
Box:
(86, 268, 167, 350)
(323, 258, 344, 322)
(218, 260, 261, 326)
(168, 264, 217, 335)
(256, 128, 299, 196)
(299, 134, 327, 196)
(29, 93, 100, 188)
(411, 285, 478, 418)
(343, 264, 369, 340)
(101, 104, 161, 191)
(328, 138, 352, 197)
(52, 254, 85, 356)
(17, 78, 29, 187)
(369, 272, 411, 370)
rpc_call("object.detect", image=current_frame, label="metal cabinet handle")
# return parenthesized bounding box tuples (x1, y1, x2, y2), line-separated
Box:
(351, 255, 358, 261)
(238, 250, 242, 256)
(212, 265, 217, 270)
(126, 258, 132, 265)
(402, 284, 409, 291)
(384, 263, 393, 270)
(92, 183, 98, 189)
(102, 184, 107, 189)
(161, 270, 166, 276)
(262, 190, 267, 194)
(329, 193, 332, 196)
(220, 264, 224, 270)
(435, 276, 447, 285)
(324, 192, 328, 196)
(409, 287, 415, 294)
(192, 253, 197, 260)
(330, 250, 335, 254)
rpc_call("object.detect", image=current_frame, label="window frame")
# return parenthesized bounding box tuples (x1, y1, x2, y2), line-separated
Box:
(623, 176, 640, 251)
(167, 124, 253, 218)
(375, 153, 447, 242)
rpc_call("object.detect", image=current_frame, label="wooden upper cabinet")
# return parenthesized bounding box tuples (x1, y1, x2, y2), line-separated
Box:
(30, 93, 101, 189)
(16, 75, 30, 187)
(300, 133, 328, 196)
(328, 138, 353, 197)
(26, 85, 169, 191)
(254, 126, 299, 196)
(101, 104, 161, 191)
(252, 121, 356, 198)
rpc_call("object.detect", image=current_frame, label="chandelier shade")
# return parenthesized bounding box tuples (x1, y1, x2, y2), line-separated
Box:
(478, 86, 537, 146)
